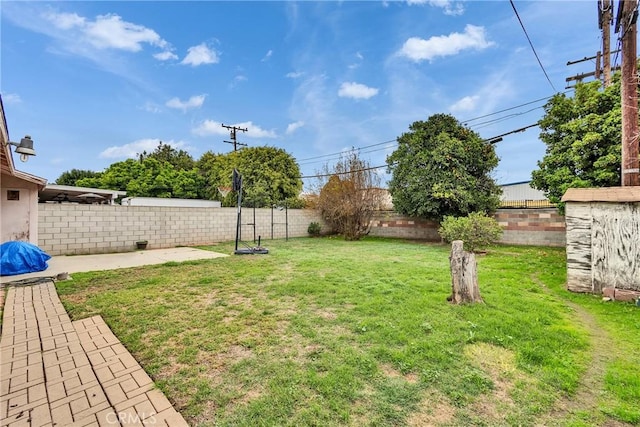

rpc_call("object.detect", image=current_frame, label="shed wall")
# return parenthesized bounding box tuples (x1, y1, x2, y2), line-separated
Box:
(565, 201, 640, 293)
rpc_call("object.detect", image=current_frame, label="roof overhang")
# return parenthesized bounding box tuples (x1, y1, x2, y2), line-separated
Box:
(562, 187, 640, 203)
(39, 184, 126, 204)
(0, 95, 47, 189)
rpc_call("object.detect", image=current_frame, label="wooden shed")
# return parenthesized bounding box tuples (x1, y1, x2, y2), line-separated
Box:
(562, 187, 640, 300)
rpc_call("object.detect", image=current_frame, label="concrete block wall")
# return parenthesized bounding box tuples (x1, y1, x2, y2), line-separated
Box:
(38, 204, 326, 255)
(369, 212, 441, 240)
(370, 209, 566, 247)
(38, 205, 565, 255)
(495, 208, 566, 247)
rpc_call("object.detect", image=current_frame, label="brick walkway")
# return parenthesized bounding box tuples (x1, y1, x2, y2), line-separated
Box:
(0, 281, 188, 426)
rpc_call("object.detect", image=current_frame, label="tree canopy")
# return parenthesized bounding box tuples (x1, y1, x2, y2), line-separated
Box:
(386, 113, 501, 220)
(197, 146, 302, 207)
(55, 169, 102, 186)
(138, 141, 195, 171)
(531, 77, 621, 211)
(69, 145, 302, 206)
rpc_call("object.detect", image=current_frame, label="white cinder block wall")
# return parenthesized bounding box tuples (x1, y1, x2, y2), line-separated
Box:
(38, 204, 326, 255)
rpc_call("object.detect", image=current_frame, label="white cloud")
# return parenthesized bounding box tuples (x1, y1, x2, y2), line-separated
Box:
(165, 94, 206, 112)
(286, 71, 304, 79)
(286, 121, 304, 134)
(192, 120, 227, 137)
(262, 49, 273, 62)
(338, 82, 379, 100)
(181, 43, 219, 66)
(349, 52, 364, 70)
(399, 24, 493, 62)
(2, 93, 22, 104)
(407, 0, 464, 15)
(140, 102, 161, 113)
(232, 74, 247, 85)
(192, 120, 277, 138)
(449, 95, 480, 113)
(100, 139, 187, 159)
(43, 12, 174, 60)
(241, 121, 277, 138)
(154, 50, 178, 61)
(46, 12, 85, 30)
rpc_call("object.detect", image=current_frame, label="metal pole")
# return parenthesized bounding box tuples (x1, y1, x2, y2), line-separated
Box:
(235, 178, 242, 251)
(285, 200, 289, 242)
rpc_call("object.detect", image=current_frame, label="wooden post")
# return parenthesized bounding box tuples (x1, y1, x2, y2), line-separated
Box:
(449, 240, 483, 304)
(620, 0, 639, 186)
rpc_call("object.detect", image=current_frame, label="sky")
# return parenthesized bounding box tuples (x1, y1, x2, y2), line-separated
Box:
(1, 0, 608, 189)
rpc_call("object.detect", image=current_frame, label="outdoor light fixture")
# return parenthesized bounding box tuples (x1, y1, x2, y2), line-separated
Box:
(6, 135, 36, 162)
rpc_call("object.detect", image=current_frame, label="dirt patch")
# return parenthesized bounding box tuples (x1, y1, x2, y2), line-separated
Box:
(380, 363, 419, 384)
(532, 277, 628, 426)
(315, 308, 337, 320)
(406, 389, 456, 427)
(464, 342, 521, 423)
(537, 300, 613, 424)
(196, 290, 220, 308)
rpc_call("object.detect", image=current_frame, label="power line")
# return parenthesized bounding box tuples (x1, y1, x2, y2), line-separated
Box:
(300, 163, 390, 179)
(461, 90, 571, 125)
(509, 0, 558, 92)
(298, 89, 571, 168)
(296, 139, 396, 163)
(470, 106, 543, 130)
(298, 124, 540, 180)
(297, 142, 397, 166)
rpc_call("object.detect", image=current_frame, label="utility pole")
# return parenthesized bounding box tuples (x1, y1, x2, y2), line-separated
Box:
(221, 123, 248, 151)
(616, 0, 639, 186)
(565, 1, 616, 88)
(600, 0, 613, 87)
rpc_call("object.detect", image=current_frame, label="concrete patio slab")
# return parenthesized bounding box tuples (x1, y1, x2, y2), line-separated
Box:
(1, 247, 228, 284)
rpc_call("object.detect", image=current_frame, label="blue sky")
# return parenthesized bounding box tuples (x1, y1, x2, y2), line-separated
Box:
(2, 1, 604, 188)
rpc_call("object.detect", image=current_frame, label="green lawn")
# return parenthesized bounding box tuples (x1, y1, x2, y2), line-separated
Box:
(55, 237, 640, 426)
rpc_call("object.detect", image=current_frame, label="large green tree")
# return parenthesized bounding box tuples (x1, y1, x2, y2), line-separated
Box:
(55, 169, 102, 186)
(531, 77, 621, 211)
(77, 158, 205, 198)
(197, 146, 303, 207)
(387, 113, 501, 220)
(69, 145, 301, 204)
(138, 141, 195, 171)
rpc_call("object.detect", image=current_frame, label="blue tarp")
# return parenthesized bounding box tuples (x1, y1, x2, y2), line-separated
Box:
(0, 241, 51, 276)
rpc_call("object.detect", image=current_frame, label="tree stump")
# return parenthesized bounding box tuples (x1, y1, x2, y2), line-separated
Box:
(449, 240, 483, 304)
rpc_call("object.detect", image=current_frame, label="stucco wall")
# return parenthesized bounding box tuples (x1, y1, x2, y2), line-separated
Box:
(38, 204, 326, 255)
(1, 174, 39, 243)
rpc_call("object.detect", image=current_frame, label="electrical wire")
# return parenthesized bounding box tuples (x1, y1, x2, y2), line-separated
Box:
(297, 91, 564, 168)
(509, 0, 558, 93)
(297, 122, 540, 180)
(296, 139, 396, 164)
(460, 91, 568, 125)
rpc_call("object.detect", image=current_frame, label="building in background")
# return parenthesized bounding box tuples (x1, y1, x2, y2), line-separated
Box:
(499, 181, 552, 208)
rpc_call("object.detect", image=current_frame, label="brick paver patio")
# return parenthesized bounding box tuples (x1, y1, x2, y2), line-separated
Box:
(0, 281, 188, 426)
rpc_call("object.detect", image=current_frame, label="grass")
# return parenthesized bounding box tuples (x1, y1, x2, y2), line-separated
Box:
(54, 237, 640, 426)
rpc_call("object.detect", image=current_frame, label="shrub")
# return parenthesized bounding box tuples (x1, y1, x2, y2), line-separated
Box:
(308, 222, 322, 237)
(438, 212, 503, 252)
